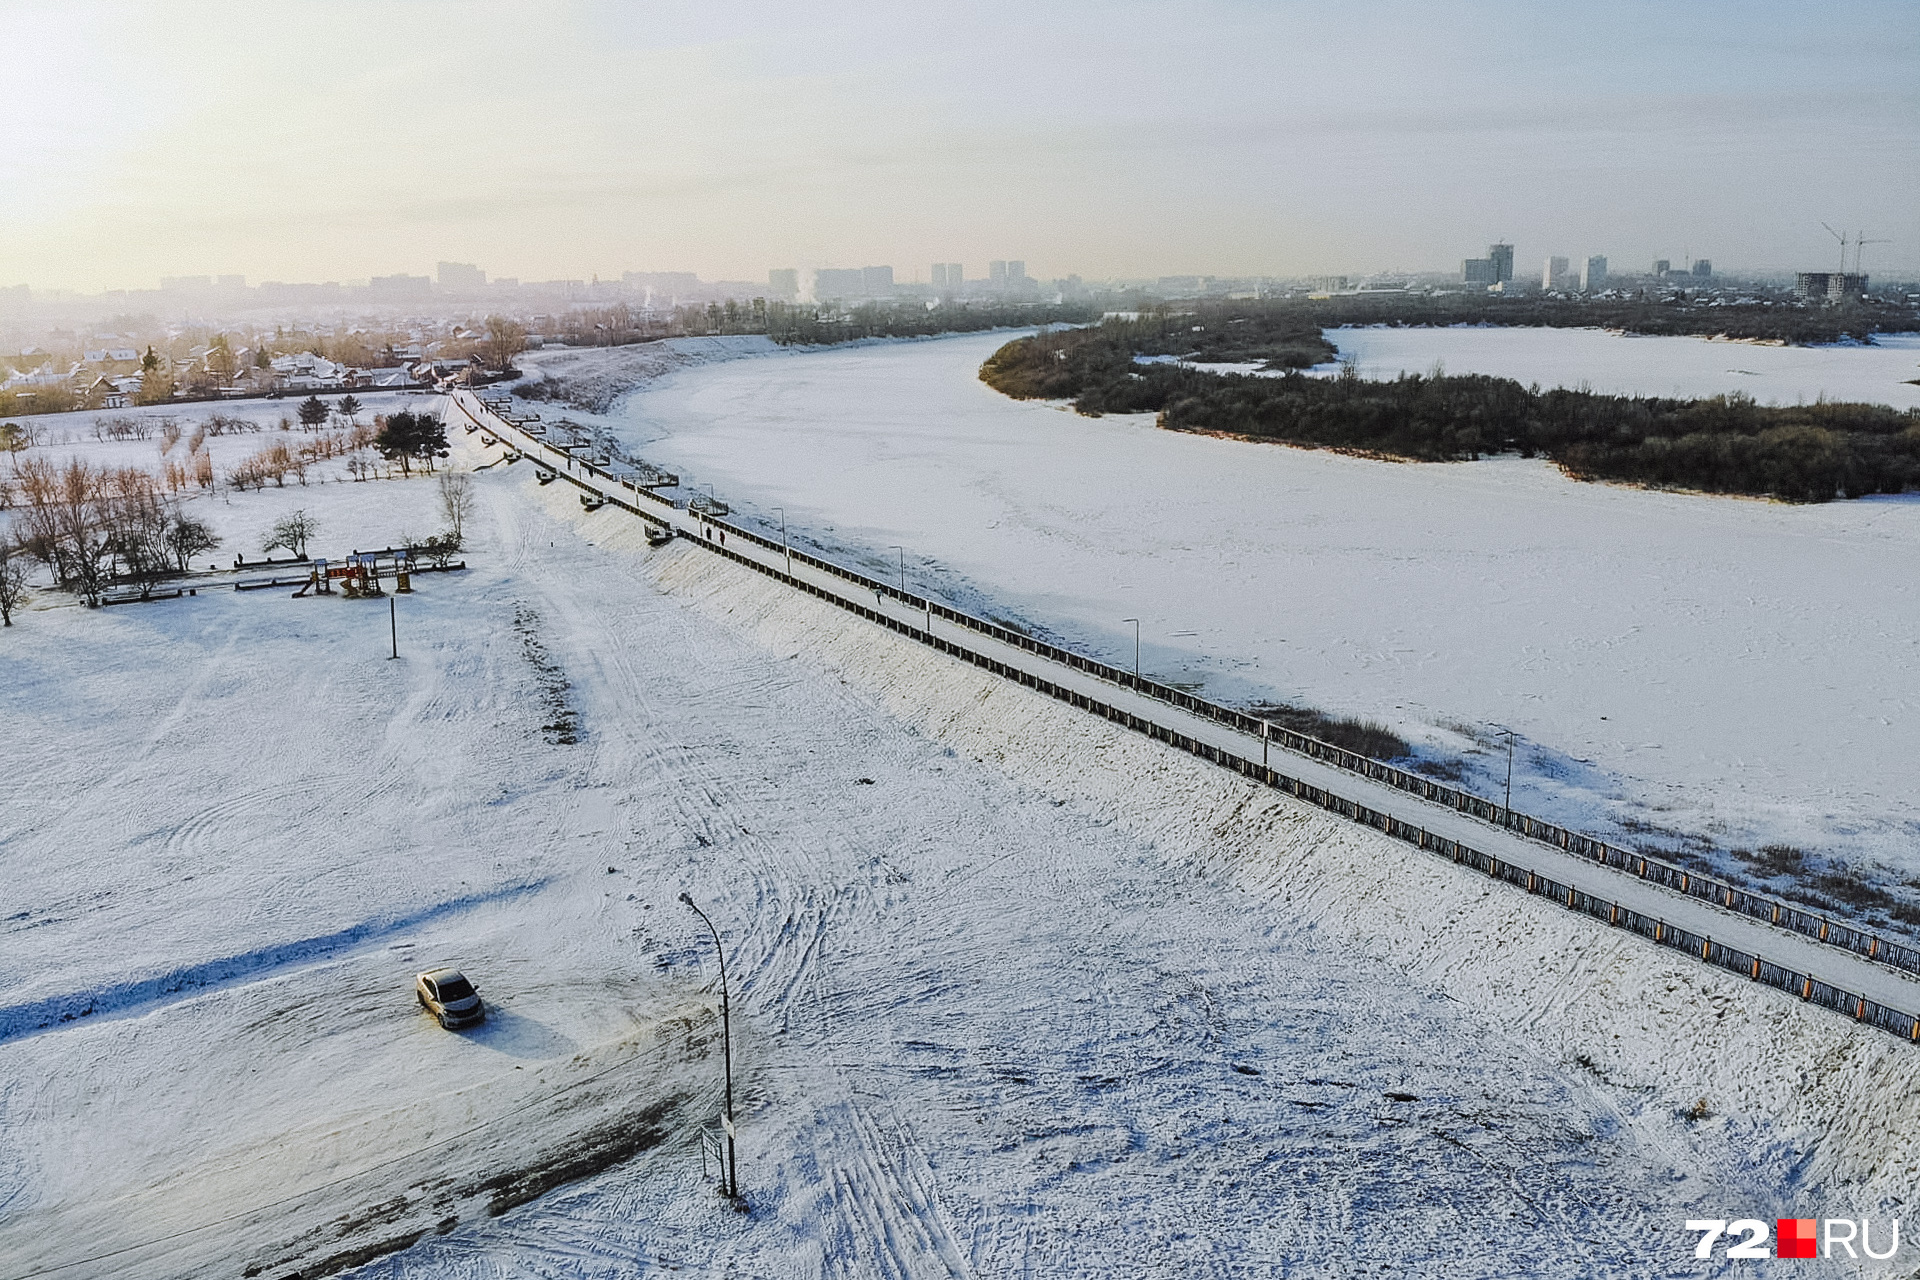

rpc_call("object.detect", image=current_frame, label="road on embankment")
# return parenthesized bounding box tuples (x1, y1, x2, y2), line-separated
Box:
(447, 388, 1920, 1032)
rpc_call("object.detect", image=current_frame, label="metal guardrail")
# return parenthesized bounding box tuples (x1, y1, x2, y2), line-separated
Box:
(693, 506, 1920, 984)
(453, 390, 1920, 1043)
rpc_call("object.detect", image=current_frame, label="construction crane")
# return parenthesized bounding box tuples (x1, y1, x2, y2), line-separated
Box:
(1821, 223, 1892, 275)
(1854, 233, 1891, 276)
(1822, 222, 1851, 273)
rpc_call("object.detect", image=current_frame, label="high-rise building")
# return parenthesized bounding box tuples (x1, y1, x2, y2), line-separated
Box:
(768, 268, 799, 300)
(1581, 256, 1608, 291)
(1007, 260, 1026, 282)
(1463, 258, 1497, 286)
(1691, 259, 1712, 278)
(1653, 259, 1671, 277)
(369, 273, 431, 297)
(860, 265, 894, 294)
(944, 263, 962, 289)
(437, 261, 487, 290)
(622, 271, 700, 294)
(814, 268, 864, 298)
(989, 260, 1008, 287)
(1488, 243, 1513, 284)
(931, 264, 948, 289)
(1542, 256, 1570, 290)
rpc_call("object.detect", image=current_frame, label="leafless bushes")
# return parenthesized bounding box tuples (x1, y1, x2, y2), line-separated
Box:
(228, 442, 303, 490)
(200, 412, 261, 437)
(9, 457, 221, 604)
(92, 415, 155, 442)
(226, 425, 371, 490)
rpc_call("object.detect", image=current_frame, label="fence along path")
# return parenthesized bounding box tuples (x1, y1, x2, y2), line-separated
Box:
(449, 390, 1920, 1044)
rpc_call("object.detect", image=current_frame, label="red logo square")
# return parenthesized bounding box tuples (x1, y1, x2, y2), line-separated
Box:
(1777, 1218, 1817, 1259)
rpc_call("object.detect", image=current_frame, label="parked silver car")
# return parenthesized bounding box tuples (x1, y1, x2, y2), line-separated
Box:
(415, 968, 486, 1029)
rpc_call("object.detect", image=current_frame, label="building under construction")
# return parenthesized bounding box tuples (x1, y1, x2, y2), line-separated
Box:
(1795, 272, 1868, 302)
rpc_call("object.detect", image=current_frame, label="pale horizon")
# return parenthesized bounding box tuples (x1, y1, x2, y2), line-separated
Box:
(5, 0, 1917, 294)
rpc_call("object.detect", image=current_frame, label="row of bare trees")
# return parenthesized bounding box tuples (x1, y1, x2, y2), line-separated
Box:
(226, 424, 376, 490)
(7, 458, 221, 606)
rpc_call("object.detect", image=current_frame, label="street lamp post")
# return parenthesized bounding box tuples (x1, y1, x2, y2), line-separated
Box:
(1497, 728, 1515, 813)
(888, 545, 906, 597)
(773, 506, 790, 575)
(678, 892, 738, 1200)
(1121, 618, 1140, 681)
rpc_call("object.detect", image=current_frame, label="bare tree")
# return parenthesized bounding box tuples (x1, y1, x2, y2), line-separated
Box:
(263, 509, 319, 559)
(164, 511, 220, 572)
(483, 315, 527, 372)
(0, 540, 29, 625)
(437, 471, 475, 547)
(49, 460, 114, 606)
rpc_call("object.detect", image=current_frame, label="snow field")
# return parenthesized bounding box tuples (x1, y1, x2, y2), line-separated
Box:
(0, 439, 744, 1277)
(637, 523, 1920, 1218)
(1, 417, 1907, 1277)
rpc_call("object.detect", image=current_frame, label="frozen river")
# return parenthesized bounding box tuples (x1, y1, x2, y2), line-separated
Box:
(1316, 323, 1920, 409)
(606, 330, 1920, 880)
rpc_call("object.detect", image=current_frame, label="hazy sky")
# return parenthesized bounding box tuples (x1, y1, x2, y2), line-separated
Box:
(4, 0, 1916, 291)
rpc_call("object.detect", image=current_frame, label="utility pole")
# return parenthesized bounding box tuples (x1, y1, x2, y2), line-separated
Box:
(1122, 618, 1140, 681)
(889, 545, 905, 597)
(388, 596, 397, 660)
(773, 506, 790, 575)
(679, 892, 738, 1201)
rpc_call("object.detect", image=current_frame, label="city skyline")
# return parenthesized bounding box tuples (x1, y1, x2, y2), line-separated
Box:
(3, 1, 1916, 294)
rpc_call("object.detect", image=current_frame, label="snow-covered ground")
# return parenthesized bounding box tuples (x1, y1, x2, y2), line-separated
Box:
(4, 425, 1888, 1278)
(593, 331, 1920, 899)
(1311, 324, 1920, 409)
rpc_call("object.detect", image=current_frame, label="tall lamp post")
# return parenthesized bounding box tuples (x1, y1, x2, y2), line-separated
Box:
(773, 506, 790, 575)
(678, 892, 738, 1200)
(889, 545, 906, 597)
(1121, 618, 1140, 681)
(1497, 727, 1515, 813)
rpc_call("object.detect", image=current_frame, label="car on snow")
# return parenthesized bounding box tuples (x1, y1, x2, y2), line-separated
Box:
(415, 968, 486, 1029)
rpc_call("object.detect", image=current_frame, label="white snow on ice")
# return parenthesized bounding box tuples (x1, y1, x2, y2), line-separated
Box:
(601, 331, 1920, 880)
(1312, 324, 1920, 409)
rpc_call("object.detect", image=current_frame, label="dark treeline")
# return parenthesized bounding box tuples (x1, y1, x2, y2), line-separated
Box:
(533, 298, 1101, 349)
(1299, 291, 1910, 345)
(758, 300, 1101, 345)
(982, 325, 1920, 503)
